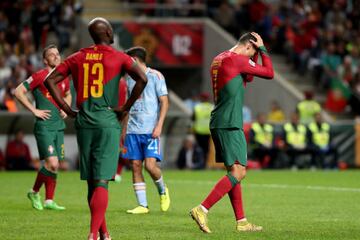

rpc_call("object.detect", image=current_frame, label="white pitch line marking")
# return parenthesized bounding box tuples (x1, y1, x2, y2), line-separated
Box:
(167, 180, 360, 193)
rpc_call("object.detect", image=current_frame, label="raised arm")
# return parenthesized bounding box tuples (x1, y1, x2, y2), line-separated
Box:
(241, 33, 274, 79)
(245, 52, 259, 82)
(44, 69, 77, 118)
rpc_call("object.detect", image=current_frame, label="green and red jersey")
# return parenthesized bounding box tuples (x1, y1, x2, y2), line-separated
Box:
(210, 47, 273, 129)
(56, 44, 134, 129)
(24, 68, 70, 131)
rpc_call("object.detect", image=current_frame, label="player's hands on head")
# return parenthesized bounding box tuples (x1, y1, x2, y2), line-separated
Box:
(34, 109, 51, 120)
(250, 32, 264, 48)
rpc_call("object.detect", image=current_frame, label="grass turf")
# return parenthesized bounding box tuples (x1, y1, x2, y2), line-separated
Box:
(0, 170, 359, 240)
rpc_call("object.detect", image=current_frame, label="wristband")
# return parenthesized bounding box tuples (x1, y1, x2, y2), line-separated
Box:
(259, 46, 267, 52)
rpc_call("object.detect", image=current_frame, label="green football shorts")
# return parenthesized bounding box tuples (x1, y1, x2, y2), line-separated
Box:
(210, 128, 247, 167)
(34, 129, 65, 161)
(77, 127, 121, 180)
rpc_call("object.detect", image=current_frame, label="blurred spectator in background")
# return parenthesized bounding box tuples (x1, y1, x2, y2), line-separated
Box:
(283, 112, 313, 169)
(337, 55, 358, 84)
(320, 43, 341, 89)
(0, 0, 82, 113)
(5, 129, 33, 170)
(31, 1, 51, 50)
(250, 113, 278, 168)
(349, 72, 360, 115)
(192, 92, 213, 159)
(325, 88, 348, 113)
(297, 91, 321, 123)
(184, 93, 200, 114)
(3, 83, 18, 112)
(0, 148, 5, 170)
(267, 100, 285, 123)
(308, 112, 338, 169)
(0, 56, 11, 87)
(0, 81, 18, 112)
(213, 1, 236, 34)
(205, 0, 360, 117)
(177, 134, 205, 170)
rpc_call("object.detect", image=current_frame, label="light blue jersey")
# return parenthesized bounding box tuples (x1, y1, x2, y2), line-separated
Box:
(126, 67, 168, 134)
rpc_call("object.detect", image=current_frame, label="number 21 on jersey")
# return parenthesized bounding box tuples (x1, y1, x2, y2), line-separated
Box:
(83, 62, 104, 98)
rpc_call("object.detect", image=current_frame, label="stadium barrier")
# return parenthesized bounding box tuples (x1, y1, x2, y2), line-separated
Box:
(0, 112, 356, 169)
(356, 117, 360, 167)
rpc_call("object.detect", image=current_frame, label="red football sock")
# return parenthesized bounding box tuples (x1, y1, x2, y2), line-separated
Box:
(116, 162, 123, 175)
(99, 219, 108, 235)
(201, 175, 234, 210)
(228, 183, 245, 220)
(45, 175, 56, 200)
(87, 184, 108, 235)
(32, 171, 46, 192)
(90, 186, 108, 236)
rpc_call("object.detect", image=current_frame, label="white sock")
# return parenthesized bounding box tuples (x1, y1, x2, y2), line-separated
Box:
(44, 199, 53, 204)
(155, 176, 166, 195)
(237, 218, 247, 222)
(134, 182, 148, 207)
(200, 204, 208, 213)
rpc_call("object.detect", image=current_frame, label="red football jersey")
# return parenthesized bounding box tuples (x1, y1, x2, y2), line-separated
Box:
(55, 44, 134, 128)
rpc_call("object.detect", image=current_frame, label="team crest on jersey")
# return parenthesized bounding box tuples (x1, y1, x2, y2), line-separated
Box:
(249, 59, 255, 67)
(48, 145, 54, 154)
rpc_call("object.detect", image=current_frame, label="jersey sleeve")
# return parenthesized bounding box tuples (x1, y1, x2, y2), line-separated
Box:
(24, 72, 44, 91)
(236, 47, 274, 79)
(121, 52, 136, 72)
(56, 52, 81, 77)
(154, 71, 168, 97)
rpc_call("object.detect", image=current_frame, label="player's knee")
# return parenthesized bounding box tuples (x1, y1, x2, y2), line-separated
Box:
(132, 160, 142, 170)
(51, 164, 59, 172)
(230, 167, 246, 181)
(46, 159, 59, 172)
(144, 161, 156, 173)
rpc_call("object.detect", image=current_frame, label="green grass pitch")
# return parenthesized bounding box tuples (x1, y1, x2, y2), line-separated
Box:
(0, 170, 359, 240)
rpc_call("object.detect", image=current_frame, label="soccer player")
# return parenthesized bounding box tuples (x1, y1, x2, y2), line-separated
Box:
(122, 47, 170, 214)
(14, 45, 71, 211)
(44, 18, 147, 240)
(190, 32, 274, 233)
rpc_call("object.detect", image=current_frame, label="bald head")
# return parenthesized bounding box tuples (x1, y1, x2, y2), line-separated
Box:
(88, 17, 114, 45)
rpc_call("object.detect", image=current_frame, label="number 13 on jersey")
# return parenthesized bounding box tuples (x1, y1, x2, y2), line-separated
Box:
(83, 62, 104, 98)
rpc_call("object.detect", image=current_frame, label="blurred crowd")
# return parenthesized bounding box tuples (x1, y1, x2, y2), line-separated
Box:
(0, 0, 82, 112)
(0, 129, 68, 171)
(180, 91, 342, 170)
(127, 0, 360, 116)
(207, 0, 360, 115)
